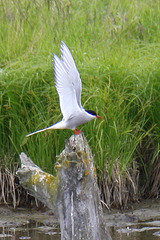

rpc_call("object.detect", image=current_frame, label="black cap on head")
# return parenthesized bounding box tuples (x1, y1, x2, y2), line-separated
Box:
(85, 110, 97, 116)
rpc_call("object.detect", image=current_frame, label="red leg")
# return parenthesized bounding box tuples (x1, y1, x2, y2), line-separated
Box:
(73, 129, 82, 135)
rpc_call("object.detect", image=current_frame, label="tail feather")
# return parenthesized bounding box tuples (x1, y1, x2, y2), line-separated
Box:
(26, 121, 66, 137)
(26, 126, 53, 137)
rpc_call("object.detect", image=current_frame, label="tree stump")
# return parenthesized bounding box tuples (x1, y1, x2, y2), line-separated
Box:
(17, 133, 111, 240)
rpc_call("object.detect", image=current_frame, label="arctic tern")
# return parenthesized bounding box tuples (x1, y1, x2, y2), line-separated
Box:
(26, 42, 102, 137)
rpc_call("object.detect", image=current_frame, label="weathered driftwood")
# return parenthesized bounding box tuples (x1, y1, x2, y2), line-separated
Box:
(17, 152, 58, 210)
(17, 133, 111, 240)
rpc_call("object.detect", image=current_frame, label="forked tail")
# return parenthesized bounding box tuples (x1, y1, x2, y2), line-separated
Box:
(26, 126, 54, 137)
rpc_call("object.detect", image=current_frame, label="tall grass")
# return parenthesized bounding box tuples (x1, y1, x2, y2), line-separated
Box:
(1, 0, 160, 185)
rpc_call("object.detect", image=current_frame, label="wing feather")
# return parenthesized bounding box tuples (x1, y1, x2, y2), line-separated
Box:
(54, 54, 81, 120)
(60, 41, 82, 108)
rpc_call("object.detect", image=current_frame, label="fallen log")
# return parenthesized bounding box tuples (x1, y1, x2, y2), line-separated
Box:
(17, 133, 111, 240)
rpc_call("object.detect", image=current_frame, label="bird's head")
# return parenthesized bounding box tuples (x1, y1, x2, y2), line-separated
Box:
(85, 110, 102, 119)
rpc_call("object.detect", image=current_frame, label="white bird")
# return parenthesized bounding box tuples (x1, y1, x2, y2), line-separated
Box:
(26, 41, 102, 137)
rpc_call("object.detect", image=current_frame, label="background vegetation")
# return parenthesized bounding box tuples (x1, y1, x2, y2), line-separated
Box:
(1, 0, 160, 202)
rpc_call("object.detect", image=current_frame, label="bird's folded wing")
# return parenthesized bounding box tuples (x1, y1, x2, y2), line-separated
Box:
(54, 55, 81, 120)
(60, 41, 82, 109)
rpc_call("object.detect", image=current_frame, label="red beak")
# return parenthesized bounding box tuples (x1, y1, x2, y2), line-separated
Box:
(96, 115, 102, 119)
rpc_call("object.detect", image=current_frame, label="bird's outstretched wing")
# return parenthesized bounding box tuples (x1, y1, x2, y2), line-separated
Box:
(54, 43, 82, 120)
(60, 41, 82, 109)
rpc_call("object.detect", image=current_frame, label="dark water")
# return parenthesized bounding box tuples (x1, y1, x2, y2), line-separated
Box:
(1, 220, 160, 240)
(0, 220, 61, 240)
(111, 229, 158, 240)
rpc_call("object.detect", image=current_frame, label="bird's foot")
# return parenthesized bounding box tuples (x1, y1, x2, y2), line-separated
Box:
(73, 129, 82, 135)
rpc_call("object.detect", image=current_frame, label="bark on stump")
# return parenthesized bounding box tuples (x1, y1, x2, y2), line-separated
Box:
(17, 133, 111, 240)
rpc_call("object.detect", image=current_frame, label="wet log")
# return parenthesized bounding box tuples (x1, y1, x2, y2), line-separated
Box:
(17, 133, 111, 240)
